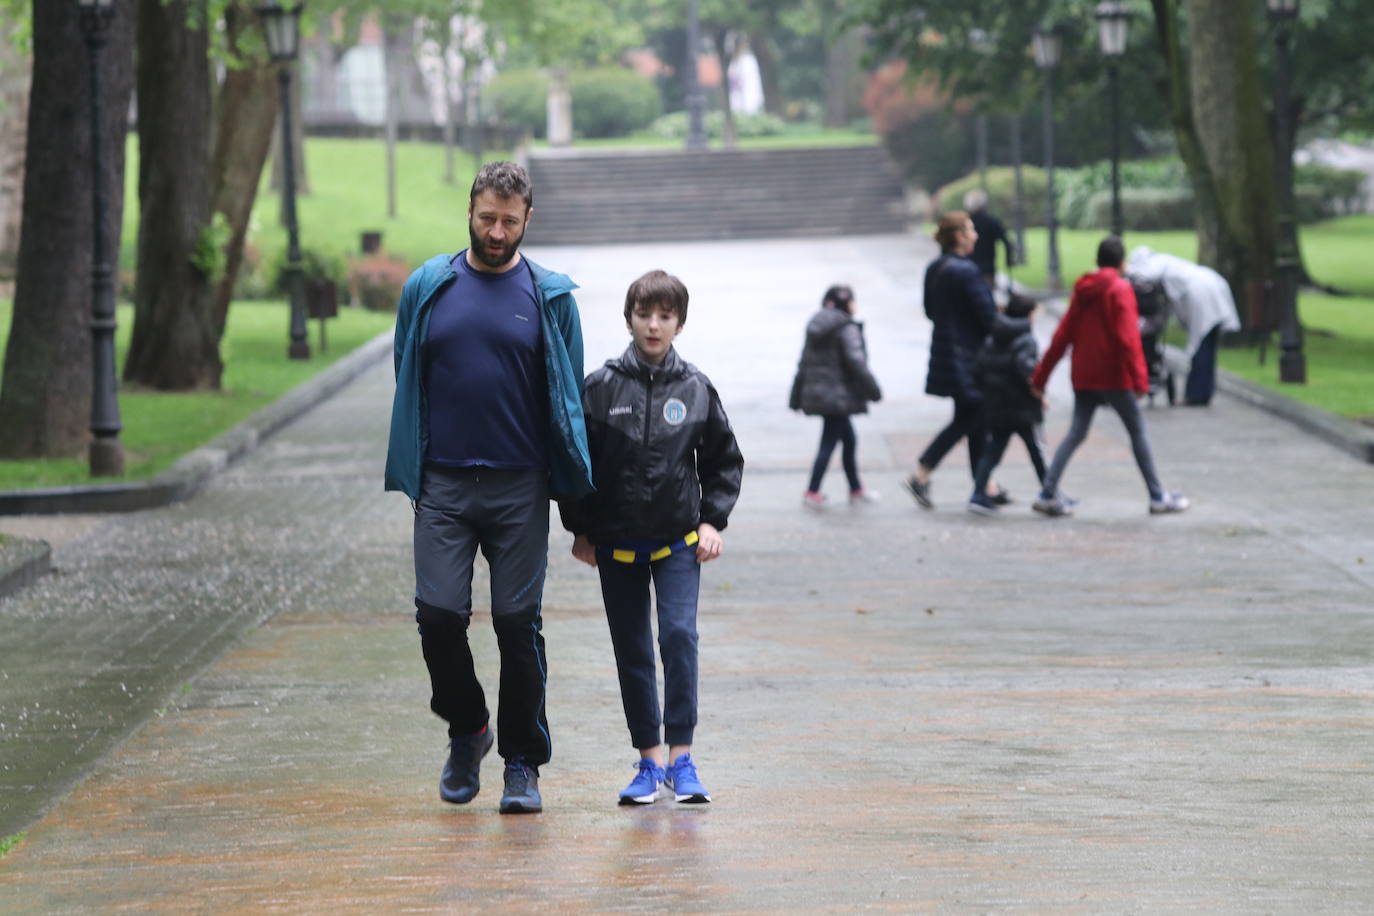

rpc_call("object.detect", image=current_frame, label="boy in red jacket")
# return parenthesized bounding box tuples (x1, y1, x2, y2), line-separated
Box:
(1028, 236, 1189, 517)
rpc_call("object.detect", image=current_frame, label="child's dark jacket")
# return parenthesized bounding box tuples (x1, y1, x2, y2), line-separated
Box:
(788, 307, 882, 417)
(560, 345, 744, 546)
(974, 321, 1043, 431)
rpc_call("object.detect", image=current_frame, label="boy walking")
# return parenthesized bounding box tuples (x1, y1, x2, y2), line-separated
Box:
(562, 270, 744, 805)
(968, 294, 1048, 516)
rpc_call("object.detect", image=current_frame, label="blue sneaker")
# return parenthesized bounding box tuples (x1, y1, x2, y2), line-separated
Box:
(499, 759, 542, 814)
(966, 493, 999, 516)
(439, 727, 493, 804)
(618, 758, 666, 805)
(665, 753, 711, 804)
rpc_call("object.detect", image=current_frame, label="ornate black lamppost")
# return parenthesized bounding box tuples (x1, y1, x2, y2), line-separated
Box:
(258, 1, 310, 360)
(1268, 0, 1306, 383)
(684, 0, 707, 150)
(78, 0, 123, 476)
(1033, 25, 1062, 290)
(1095, 1, 1131, 237)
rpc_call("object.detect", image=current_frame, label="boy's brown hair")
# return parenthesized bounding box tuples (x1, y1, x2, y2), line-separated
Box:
(624, 270, 690, 325)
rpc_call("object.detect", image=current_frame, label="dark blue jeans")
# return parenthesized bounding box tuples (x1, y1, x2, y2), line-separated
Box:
(972, 424, 1048, 498)
(808, 415, 861, 493)
(1185, 325, 1220, 405)
(597, 548, 701, 749)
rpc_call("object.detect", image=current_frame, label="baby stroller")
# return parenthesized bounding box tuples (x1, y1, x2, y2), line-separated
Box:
(1130, 276, 1177, 406)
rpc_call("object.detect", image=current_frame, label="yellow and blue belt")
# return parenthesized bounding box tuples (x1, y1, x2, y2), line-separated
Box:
(599, 531, 699, 564)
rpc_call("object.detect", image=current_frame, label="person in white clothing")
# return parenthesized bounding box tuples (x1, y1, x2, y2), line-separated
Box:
(1126, 246, 1241, 406)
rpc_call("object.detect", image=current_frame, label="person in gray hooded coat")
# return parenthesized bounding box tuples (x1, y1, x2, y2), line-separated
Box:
(789, 285, 883, 509)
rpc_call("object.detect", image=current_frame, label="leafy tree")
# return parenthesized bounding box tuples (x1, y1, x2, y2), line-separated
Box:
(850, 0, 1288, 331)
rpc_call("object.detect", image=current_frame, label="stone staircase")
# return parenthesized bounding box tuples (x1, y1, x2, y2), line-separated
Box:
(523, 145, 909, 245)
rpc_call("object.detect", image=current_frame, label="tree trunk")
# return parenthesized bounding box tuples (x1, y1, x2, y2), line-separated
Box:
(0, 22, 31, 277)
(712, 28, 737, 150)
(0, 0, 135, 458)
(823, 27, 858, 128)
(383, 16, 403, 217)
(124, 0, 221, 390)
(209, 0, 279, 341)
(748, 30, 785, 118)
(1184, 0, 1277, 333)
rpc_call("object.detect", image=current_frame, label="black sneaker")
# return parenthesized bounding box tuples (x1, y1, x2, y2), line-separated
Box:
(440, 727, 494, 804)
(903, 475, 934, 510)
(988, 488, 1013, 506)
(499, 759, 542, 814)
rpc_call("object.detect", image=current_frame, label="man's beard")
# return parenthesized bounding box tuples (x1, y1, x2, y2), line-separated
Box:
(468, 222, 525, 269)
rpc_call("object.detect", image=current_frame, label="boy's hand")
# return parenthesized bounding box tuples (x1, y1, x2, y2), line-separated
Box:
(571, 534, 598, 568)
(695, 523, 722, 563)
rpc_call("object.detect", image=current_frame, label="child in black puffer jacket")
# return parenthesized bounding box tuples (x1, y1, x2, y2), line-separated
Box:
(789, 285, 883, 510)
(968, 294, 1047, 516)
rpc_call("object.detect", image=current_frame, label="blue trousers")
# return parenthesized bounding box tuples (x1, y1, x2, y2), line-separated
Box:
(1185, 325, 1220, 405)
(597, 548, 701, 749)
(808, 415, 861, 493)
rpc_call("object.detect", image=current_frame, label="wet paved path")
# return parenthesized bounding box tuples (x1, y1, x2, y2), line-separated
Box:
(2, 235, 1372, 911)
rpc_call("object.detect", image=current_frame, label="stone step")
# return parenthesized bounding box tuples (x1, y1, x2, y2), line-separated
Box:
(524, 145, 908, 245)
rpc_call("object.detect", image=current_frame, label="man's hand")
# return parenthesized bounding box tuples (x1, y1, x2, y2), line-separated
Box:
(571, 534, 597, 567)
(695, 523, 722, 563)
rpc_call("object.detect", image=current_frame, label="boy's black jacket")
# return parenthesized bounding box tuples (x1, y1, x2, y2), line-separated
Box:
(559, 345, 744, 545)
(974, 321, 1043, 430)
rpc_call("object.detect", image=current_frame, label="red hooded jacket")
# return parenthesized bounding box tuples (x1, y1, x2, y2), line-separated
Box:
(1031, 267, 1148, 393)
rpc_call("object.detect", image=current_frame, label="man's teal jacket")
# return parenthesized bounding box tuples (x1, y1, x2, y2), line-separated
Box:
(383, 252, 595, 501)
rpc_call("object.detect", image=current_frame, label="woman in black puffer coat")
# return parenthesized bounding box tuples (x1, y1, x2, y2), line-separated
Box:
(903, 211, 1029, 510)
(789, 285, 882, 509)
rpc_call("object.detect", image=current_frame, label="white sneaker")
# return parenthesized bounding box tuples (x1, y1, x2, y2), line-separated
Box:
(1149, 492, 1190, 515)
(802, 491, 827, 511)
(848, 489, 880, 506)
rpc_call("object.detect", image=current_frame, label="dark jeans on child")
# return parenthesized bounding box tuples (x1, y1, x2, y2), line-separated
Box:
(973, 424, 1048, 497)
(807, 415, 860, 493)
(1185, 325, 1220, 405)
(919, 395, 986, 480)
(412, 465, 552, 767)
(1041, 390, 1164, 501)
(597, 547, 701, 749)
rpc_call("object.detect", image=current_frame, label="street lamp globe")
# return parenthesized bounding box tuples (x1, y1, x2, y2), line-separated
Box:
(1032, 29, 1061, 70)
(1266, 0, 1299, 18)
(256, 2, 303, 62)
(1095, 2, 1132, 57)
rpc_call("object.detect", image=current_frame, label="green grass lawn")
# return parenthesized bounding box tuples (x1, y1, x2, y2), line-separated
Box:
(0, 300, 394, 489)
(1010, 221, 1374, 421)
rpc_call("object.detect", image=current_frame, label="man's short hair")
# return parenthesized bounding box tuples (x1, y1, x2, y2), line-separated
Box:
(470, 161, 532, 210)
(1097, 235, 1126, 269)
(963, 188, 988, 212)
(624, 270, 689, 325)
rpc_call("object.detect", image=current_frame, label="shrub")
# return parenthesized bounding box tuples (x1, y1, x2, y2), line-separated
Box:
(863, 61, 974, 193)
(348, 254, 411, 312)
(487, 69, 549, 140)
(270, 247, 347, 296)
(1294, 164, 1367, 221)
(647, 110, 786, 140)
(932, 166, 1051, 226)
(1056, 158, 1192, 230)
(1084, 187, 1196, 231)
(570, 68, 662, 139)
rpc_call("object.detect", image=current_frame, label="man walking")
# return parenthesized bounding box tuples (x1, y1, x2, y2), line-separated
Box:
(384, 161, 593, 814)
(965, 189, 1015, 289)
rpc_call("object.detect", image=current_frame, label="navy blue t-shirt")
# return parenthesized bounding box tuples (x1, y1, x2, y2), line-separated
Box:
(423, 252, 547, 470)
